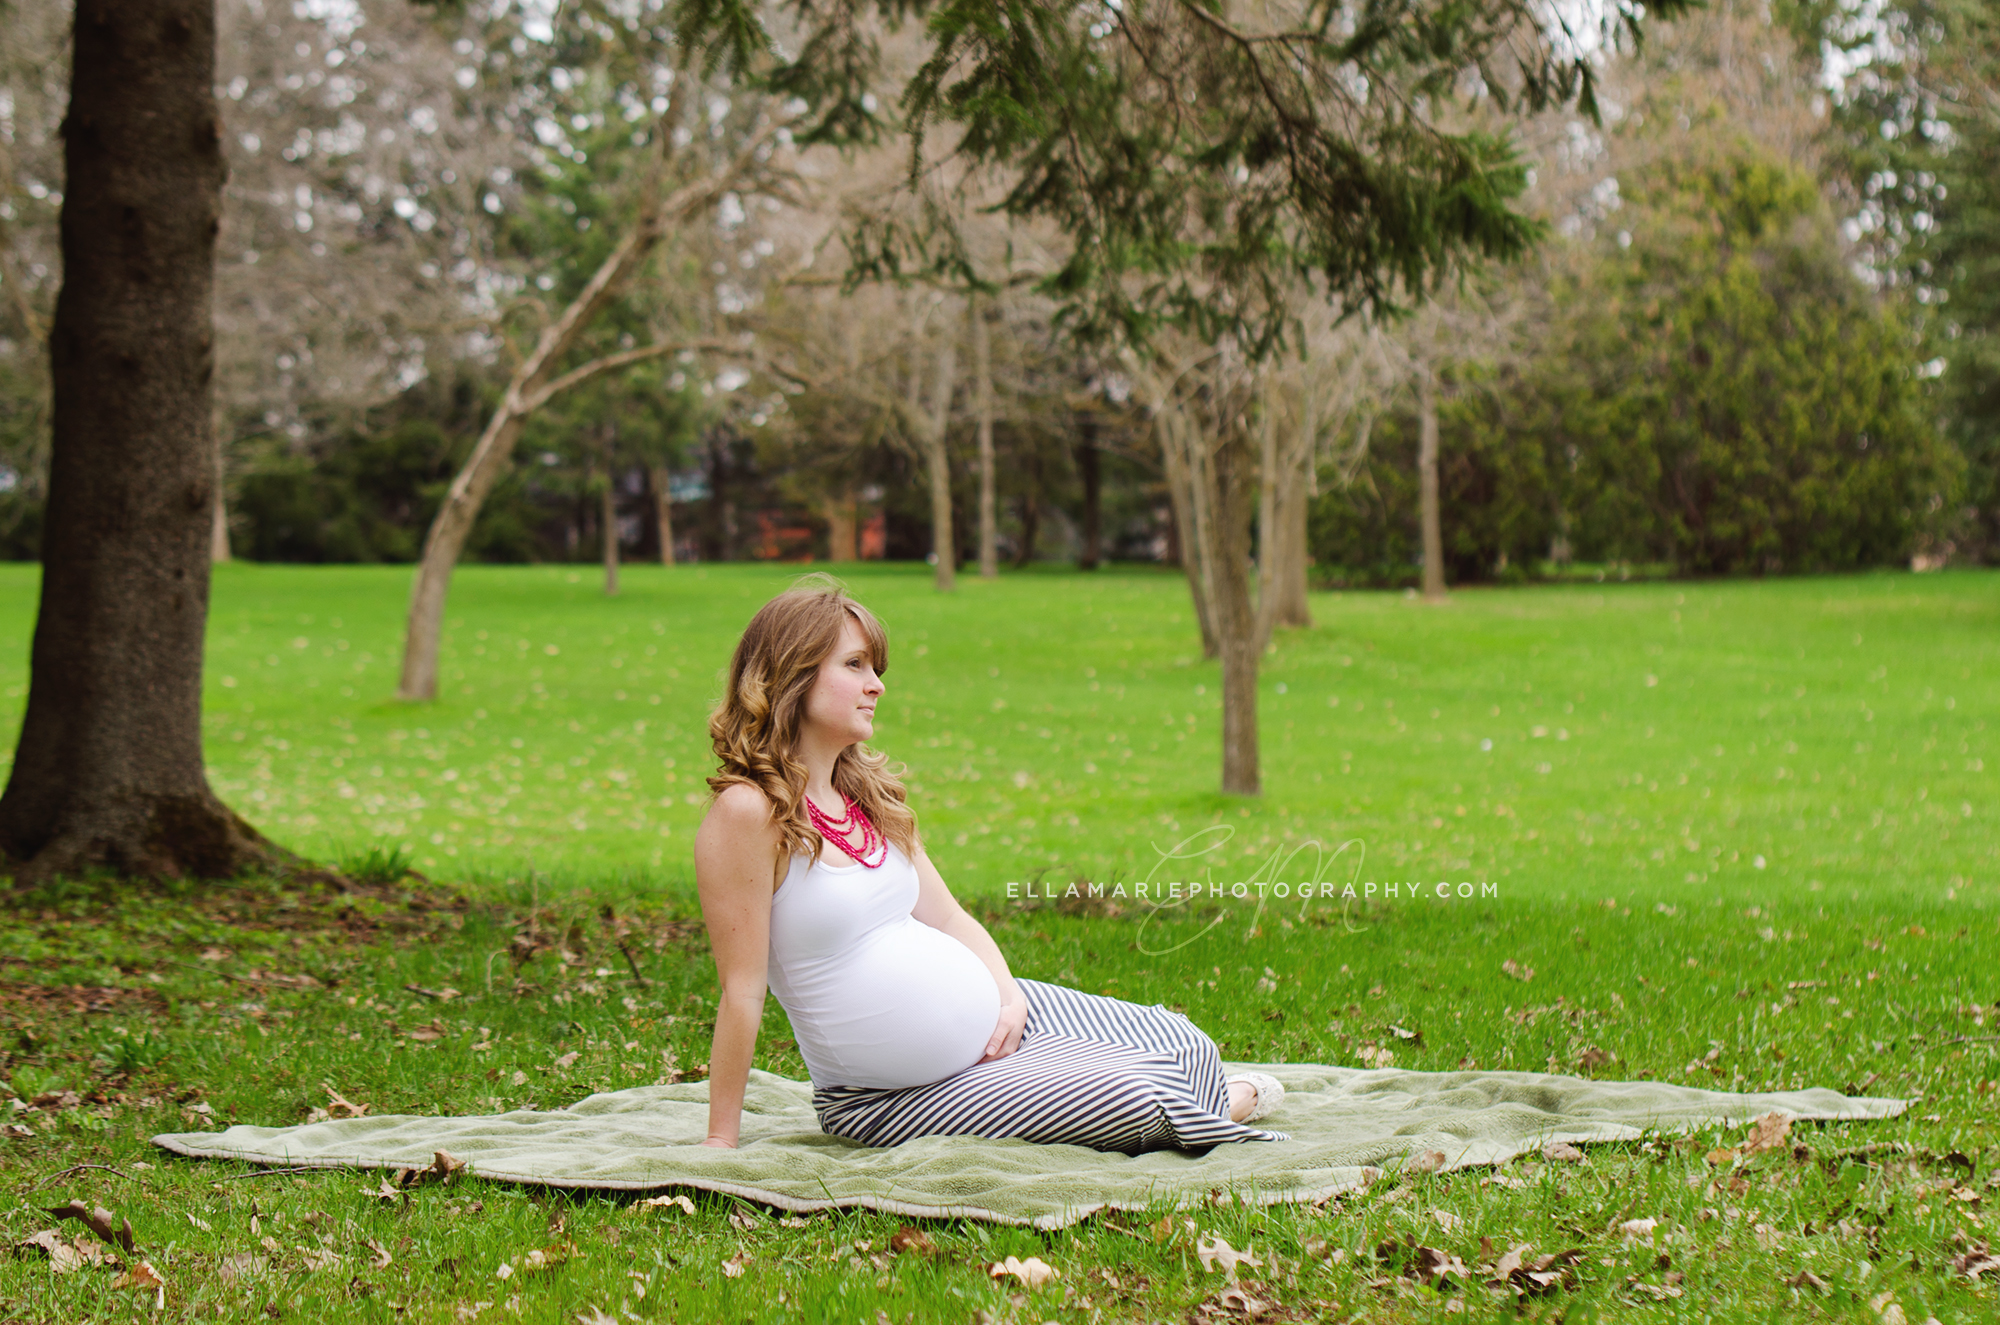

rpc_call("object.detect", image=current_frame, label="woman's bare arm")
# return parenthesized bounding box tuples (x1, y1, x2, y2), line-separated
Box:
(909, 840, 1028, 1060)
(693, 783, 782, 1147)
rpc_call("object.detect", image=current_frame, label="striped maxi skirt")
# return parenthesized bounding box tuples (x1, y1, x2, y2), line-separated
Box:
(810, 978, 1289, 1154)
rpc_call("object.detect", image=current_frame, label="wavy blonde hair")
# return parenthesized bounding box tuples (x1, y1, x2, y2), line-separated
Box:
(705, 573, 919, 887)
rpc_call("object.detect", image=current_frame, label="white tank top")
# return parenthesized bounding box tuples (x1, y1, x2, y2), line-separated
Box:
(766, 839, 1001, 1089)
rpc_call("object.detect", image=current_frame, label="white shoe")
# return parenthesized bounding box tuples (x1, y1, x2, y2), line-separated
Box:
(1226, 1071, 1284, 1123)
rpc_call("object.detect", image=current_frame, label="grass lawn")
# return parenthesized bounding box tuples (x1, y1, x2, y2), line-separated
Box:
(0, 562, 1995, 1323)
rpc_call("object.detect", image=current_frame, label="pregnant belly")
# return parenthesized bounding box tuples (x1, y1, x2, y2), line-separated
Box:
(807, 919, 1001, 1089)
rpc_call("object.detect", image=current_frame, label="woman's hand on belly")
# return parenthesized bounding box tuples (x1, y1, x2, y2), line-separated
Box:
(977, 990, 1028, 1063)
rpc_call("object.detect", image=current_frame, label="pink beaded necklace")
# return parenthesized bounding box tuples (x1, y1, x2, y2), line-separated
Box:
(806, 791, 887, 868)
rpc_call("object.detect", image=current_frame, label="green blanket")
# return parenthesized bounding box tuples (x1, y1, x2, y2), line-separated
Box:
(153, 1064, 1907, 1230)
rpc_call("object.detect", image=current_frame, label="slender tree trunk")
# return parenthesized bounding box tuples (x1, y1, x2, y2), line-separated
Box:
(1013, 480, 1040, 570)
(1147, 378, 1219, 658)
(1418, 365, 1446, 602)
(971, 298, 997, 578)
(823, 489, 857, 561)
(651, 465, 675, 566)
(1273, 382, 1314, 628)
(918, 338, 958, 591)
(601, 427, 620, 597)
(0, 0, 283, 882)
(1208, 420, 1262, 796)
(396, 81, 735, 700)
(209, 469, 231, 563)
(1075, 414, 1101, 571)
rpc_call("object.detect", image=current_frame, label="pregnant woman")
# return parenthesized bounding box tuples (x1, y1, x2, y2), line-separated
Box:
(693, 575, 1287, 1153)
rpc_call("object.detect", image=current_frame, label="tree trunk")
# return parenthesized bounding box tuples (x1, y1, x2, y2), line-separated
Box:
(1418, 366, 1446, 602)
(1139, 365, 1219, 658)
(209, 464, 231, 563)
(971, 298, 997, 578)
(651, 465, 675, 565)
(1209, 420, 1262, 796)
(0, 0, 282, 883)
(823, 489, 857, 561)
(395, 80, 748, 699)
(601, 427, 620, 597)
(1075, 413, 1101, 570)
(1013, 482, 1040, 570)
(918, 338, 958, 591)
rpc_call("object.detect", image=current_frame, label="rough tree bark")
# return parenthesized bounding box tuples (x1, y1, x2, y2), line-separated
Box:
(396, 78, 778, 699)
(1417, 365, 1446, 601)
(971, 298, 997, 579)
(651, 466, 676, 566)
(0, 0, 283, 882)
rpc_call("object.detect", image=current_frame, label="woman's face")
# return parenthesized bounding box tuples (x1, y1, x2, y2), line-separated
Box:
(802, 615, 883, 749)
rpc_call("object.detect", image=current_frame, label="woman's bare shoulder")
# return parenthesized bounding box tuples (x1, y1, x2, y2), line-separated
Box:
(702, 781, 779, 833)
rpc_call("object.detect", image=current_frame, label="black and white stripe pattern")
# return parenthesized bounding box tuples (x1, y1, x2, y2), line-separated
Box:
(810, 978, 1288, 1153)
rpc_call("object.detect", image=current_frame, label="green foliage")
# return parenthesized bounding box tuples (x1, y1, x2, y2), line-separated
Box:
(1314, 147, 1959, 582)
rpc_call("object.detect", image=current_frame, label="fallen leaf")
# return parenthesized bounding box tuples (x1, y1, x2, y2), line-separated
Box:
(635, 1194, 697, 1215)
(1950, 1241, 1997, 1280)
(721, 1251, 749, 1278)
(1706, 1146, 1740, 1166)
(889, 1226, 935, 1256)
(365, 1239, 392, 1270)
(363, 1178, 402, 1202)
(199, 946, 230, 962)
(1502, 959, 1535, 982)
(111, 1260, 166, 1292)
(1405, 1149, 1448, 1174)
(44, 1200, 136, 1253)
(989, 1254, 1058, 1288)
(1619, 1217, 1659, 1241)
(1628, 1280, 1682, 1300)
(1787, 1269, 1829, 1292)
(217, 1251, 267, 1280)
(1431, 1209, 1463, 1234)
(727, 1208, 761, 1231)
(575, 1309, 618, 1325)
(429, 1150, 467, 1181)
(15, 1229, 89, 1274)
(553, 1052, 581, 1070)
(1579, 1046, 1615, 1071)
(297, 1246, 342, 1272)
(1196, 1234, 1265, 1279)
(1541, 1141, 1586, 1163)
(1742, 1112, 1794, 1154)
(522, 1243, 574, 1273)
(1, 1123, 32, 1138)
(320, 1082, 371, 1118)
(455, 1301, 495, 1321)
(1486, 1242, 1533, 1280)
(403, 1022, 448, 1043)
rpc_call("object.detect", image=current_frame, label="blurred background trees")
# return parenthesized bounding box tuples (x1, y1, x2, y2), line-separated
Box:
(0, 0, 1988, 587)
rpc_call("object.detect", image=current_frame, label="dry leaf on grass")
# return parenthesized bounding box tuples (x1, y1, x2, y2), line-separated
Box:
(1951, 1241, 1998, 1280)
(43, 1201, 135, 1253)
(1502, 960, 1535, 982)
(1619, 1217, 1659, 1241)
(362, 1178, 403, 1203)
(1404, 1150, 1448, 1174)
(726, 1208, 761, 1231)
(888, 1226, 935, 1256)
(403, 1021, 447, 1043)
(989, 1255, 1058, 1288)
(14, 1229, 102, 1274)
(1743, 1111, 1794, 1154)
(553, 1052, 581, 1069)
(1541, 1141, 1586, 1163)
(521, 1243, 574, 1273)
(1196, 1234, 1265, 1279)
(1483, 1244, 1584, 1295)
(297, 1246, 343, 1272)
(217, 1252, 267, 1280)
(721, 1251, 750, 1278)
(1786, 1269, 1830, 1292)
(1375, 1241, 1470, 1288)
(575, 1309, 618, 1325)
(635, 1194, 697, 1215)
(110, 1260, 165, 1297)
